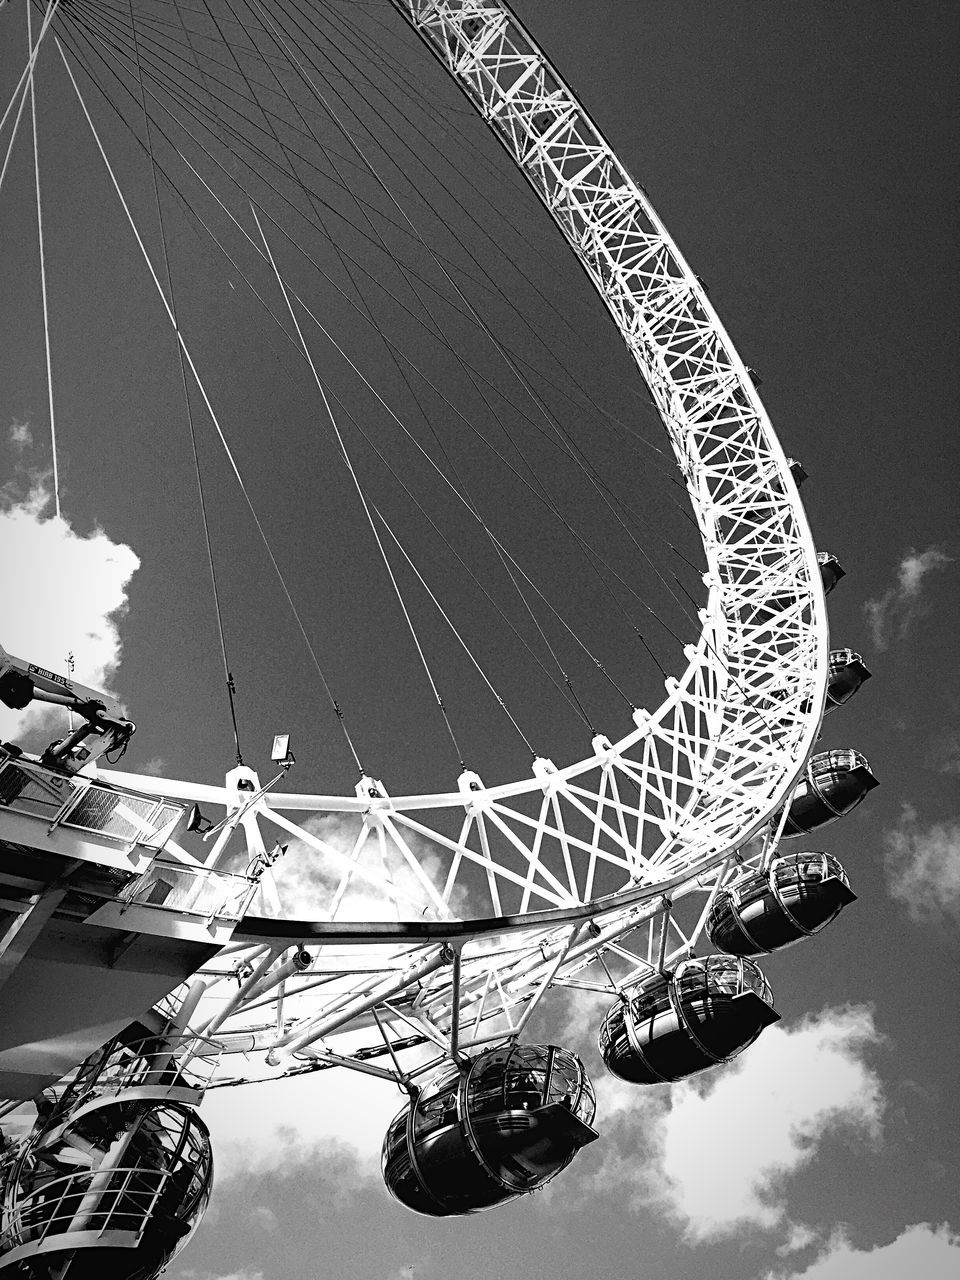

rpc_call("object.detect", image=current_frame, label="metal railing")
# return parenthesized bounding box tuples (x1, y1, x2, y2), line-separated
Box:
(0, 1165, 169, 1256)
(117, 860, 256, 922)
(0, 757, 183, 851)
(43, 1038, 223, 1128)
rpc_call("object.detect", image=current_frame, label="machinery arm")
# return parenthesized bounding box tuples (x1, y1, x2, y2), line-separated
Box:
(0, 643, 135, 771)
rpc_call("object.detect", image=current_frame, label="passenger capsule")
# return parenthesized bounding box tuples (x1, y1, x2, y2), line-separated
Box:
(706, 853, 856, 956)
(5, 1102, 212, 1280)
(753, 548, 843, 625)
(782, 748, 878, 836)
(382, 1043, 597, 1216)
(817, 551, 845, 594)
(598, 955, 778, 1085)
(826, 648, 872, 711)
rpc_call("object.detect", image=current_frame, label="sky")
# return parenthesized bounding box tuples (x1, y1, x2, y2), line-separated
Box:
(1, 1, 958, 1278)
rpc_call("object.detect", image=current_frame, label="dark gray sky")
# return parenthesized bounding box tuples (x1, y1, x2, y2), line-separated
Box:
(1, 1, 958, 1277)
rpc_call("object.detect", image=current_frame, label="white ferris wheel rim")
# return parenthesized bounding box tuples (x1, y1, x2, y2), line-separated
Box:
(0, 0, 836, 1083)
(88, 0, 830, 937)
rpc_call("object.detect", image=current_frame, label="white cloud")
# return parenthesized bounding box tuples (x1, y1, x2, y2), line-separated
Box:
(865, 545, 952, 651)
(8, 420, 32, 450)
(140, 755, 168, 776)
(885, 805, 960, 921)
(926, 728, 960, 777)
(764, 1222, 960, 1280)
(259, 811, 462, 923)
(201, 1055, 415, 1185)
(0, 474, 140, 740)
(178, 1271, 265, 1280)
(249, 1205, 278, 1234)
(567, 1004, 883, 1245)
(775, 1223, 820, 1257)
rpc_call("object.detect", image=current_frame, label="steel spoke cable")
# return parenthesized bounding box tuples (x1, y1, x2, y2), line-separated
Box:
(223, 0, 604, 733)
(61, 16, 694, 706)
(66, 0, 610, 388)
(65, 1, 684, 530)
(218, 0, 567, 734)
(66, 0, 351, 168)
(246, 0, 694, 553)
(138, 20, 627, 737)
(241, 0, 701, 636)
(250, 0, 616, 499)
(201, 175, 694, 666)
(368, 502, 537, 759)
(59, 8, 695, 675)
(326, 393, 614, 724)
(77, 30, 682, 697)
(54, 2, 783, 778)
(0, 59, 33, 201)
(198, 0, 539, 756)
(27, 0, 63, 518)
(104, 0, 673, 494)
(0, 0, 60, 139)
(300, 0, 701, 561)
(55, 33, 365, 773)
(255, 0, 687, 492)
(253, 204, 478, 767)
(65, 11, 691, 603)
(127, 0, 245, 764)
(267, 0, 599, 339)
(165, 0, 585, 743)
(232, 0, 701, 658)
(93, 0, 486, 138)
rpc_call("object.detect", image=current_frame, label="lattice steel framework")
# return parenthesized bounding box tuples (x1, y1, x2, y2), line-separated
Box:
(3, 0, 830, 1082)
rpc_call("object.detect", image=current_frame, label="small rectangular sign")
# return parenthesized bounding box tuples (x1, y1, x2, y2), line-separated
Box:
(28, 664, 70, 687)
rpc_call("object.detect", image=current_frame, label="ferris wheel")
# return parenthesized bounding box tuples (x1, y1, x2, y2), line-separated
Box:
(0, 0, 877, 1272)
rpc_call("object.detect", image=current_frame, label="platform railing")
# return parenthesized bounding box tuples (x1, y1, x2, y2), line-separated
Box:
(41, 1038, 224, 1130)
(0, 756, 184, 851)
(117, 859, 257, 922)
(0, 1164, 169, 1257)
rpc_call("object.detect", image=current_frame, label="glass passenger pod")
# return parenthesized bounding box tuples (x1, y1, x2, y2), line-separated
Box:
(748, 548, 843, 632)
(816, 551, 845, 595)
(782, 749, 879, 836)
(598, 955, 779, 1085)
(706, 853, 857, 956)
(1, 1102, 212, 1280)
(381, 1044, 598, 1216)
(788, 458, 808, 488)
(825, 648, 872, 711)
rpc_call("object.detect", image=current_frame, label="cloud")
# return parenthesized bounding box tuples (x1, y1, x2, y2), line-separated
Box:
(9, 420, 32, 450)
(257, 811, 464, 923)
(864, 545, 952, 651)
(201, 1060, 413, 1185)
(763, 1222, 960, 1279)
(566, 1003, 883, 1245)
(884, 805, 960, 921)
(203, 817, 454, 1187)
(178, 1271, 265, 1280)
(775, 1223, 820, 1257)
(140, 756, 168, 776)
(926, 728, 960, 777)
(0, 473, 140, 741)
(249, 1205, 278, 1234)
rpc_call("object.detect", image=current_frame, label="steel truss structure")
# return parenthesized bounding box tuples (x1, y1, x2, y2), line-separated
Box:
(0, 0, 829, 1098)
(75, 0, 831, 1086)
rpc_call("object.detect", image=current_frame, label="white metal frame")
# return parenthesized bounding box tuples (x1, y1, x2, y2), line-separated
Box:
(4, 0, 829, 1083)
